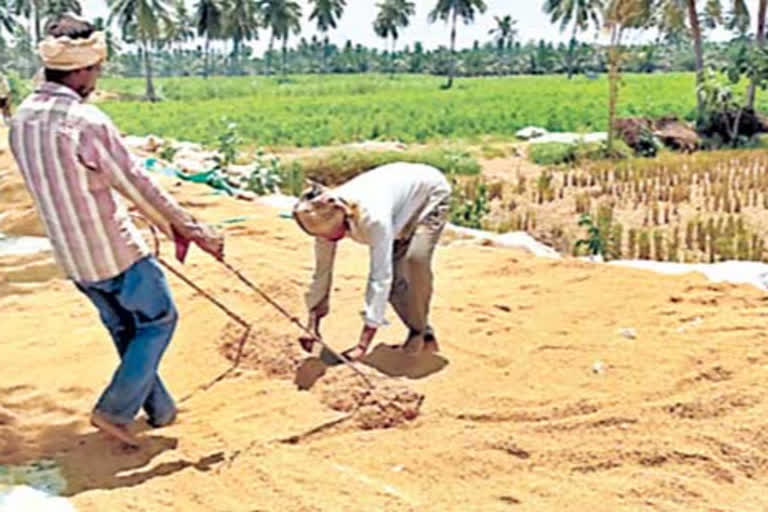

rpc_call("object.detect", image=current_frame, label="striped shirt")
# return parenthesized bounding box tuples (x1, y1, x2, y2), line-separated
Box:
(9, 82, 203, 283)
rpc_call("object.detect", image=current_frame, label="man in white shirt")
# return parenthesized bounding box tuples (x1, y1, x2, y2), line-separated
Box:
(293, 163, 452, 360)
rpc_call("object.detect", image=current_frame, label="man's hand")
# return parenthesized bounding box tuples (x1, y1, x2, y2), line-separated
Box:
(172, 223, 224, 263)
(191, 232, 224, 260)
(298, 311, 322, 353)
(193, 223, 225, 260)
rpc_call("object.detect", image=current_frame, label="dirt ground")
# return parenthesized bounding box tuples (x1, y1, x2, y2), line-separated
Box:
(4, 132, 768, 511)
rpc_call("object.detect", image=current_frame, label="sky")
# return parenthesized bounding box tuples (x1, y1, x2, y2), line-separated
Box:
(82, 0, 763, 53)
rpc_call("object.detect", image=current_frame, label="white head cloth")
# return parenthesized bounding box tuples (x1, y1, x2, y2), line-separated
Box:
(38, 31, 107, 71)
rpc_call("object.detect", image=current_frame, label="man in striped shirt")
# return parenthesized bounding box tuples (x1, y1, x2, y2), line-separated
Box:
(9, 15, 224, 446)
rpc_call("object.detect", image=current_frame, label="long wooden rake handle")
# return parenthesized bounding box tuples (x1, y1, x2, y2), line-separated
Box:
(143, 220, 374, 389)
(215, 258, 374, 389)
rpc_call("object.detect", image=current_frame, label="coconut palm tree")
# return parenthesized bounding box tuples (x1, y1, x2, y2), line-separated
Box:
(488, 14, 517, 56)
(225, 0, 260, 74)
(308, 0, 345, 72)
(428, 0, 487, 90)
(43, 0, 81, 21)
(653, 0, 743, 113)
(109, 0, 172, 101)
(194, 0, 223, 77)
(373, 0, 415, 75)
(603, 0, 653, 151)
(684, 0, 752, 108)
(13, 0, 42, 42)
(13, 0, 83, 43)
(373, 13, 393, 52)
(724, 0, 750, 33)
(543, 0, 603, 78)
(657, 0, 723, 115)
(0, 0, 17, 44)
(93, 15, 121, 60)
(166, 0, 194, 49)
(746, 0, 766, 107)
(259, 0, 301, 76)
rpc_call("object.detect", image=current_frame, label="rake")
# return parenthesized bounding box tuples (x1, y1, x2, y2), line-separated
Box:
(144, 221, 374, 390)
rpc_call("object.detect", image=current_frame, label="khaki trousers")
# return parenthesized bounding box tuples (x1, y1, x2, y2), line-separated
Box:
(389, 199, 450, 345)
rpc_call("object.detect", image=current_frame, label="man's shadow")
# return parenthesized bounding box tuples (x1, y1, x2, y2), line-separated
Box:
(294, 343, 449, 390)
(31, 419, 224, 497)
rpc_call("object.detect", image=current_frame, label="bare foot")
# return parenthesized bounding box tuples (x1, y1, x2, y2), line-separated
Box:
(402, 337, 424, 355)
(423, 339, 440, 353)
(91, 411, 140, 447)
(341, 345, 368, 361)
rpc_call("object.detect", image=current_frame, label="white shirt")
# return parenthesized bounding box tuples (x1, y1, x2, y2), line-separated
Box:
(305, 163, 452, 327)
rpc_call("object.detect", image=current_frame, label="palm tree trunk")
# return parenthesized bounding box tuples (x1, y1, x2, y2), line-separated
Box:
(607, 26, 622, 153)
(142, 40, 157, 102)
(446, 10, 457, 89)
(266, 32, 275, 75)
(233, 37, 240, 75)
(204, 36, 210, 78)
(391, 37, 397, 78)
(747, 0, 767, 108)
(282, 36, 288, 75)
(323, 35, 329, 73)
(687, 0, 704, 117)
(567, 22, 577, 80)
(34, 6, 40, 43)
(211, 41, 217, 76)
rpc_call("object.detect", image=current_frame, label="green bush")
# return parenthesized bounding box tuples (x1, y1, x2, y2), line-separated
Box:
(575, 213, 606, 257)
(606, 139, 636, 160)
(529, 140, 634, 165)
(247, 165, 282, 195)
(529, 143, 576, 165)
(450, 179, 490, 229)
(213, 121, 242, 170)
(575, 140, 634, 161)
(431, 147, 481, 175)
(478, 144, 508, 159)
(246, 151, 283, 195)
(295, 147, 479, 186)
(241, 151, 305, 196)
(5, 71, 32, 105)
(746, 134, 768, 150)
(280, 161, 305, 197)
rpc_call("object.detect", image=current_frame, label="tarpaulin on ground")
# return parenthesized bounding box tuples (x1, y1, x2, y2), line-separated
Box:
(144, 158, 238, 196)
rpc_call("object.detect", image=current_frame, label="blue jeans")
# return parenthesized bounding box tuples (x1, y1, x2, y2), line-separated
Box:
(75, 256, 178, 426)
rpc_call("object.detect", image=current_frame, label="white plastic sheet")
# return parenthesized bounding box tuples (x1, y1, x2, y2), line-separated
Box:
(0, 486, 75, 512)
